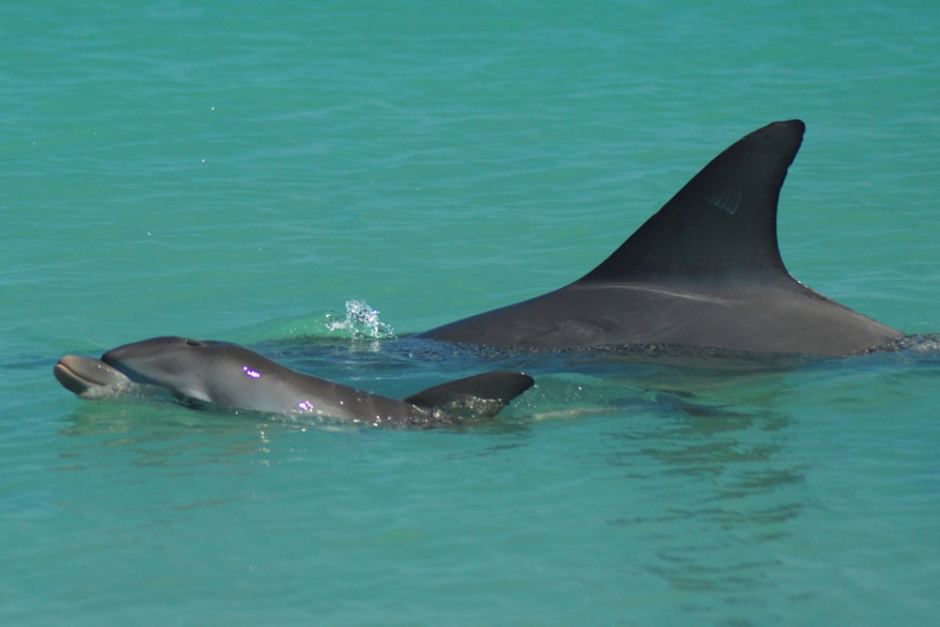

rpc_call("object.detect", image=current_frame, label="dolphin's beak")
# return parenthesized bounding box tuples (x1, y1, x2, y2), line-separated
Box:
(54, 355, 132, 397)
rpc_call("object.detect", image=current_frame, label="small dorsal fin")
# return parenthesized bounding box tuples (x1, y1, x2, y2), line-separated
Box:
(405, 371, 534, 419)
(577, 120, 805, 283)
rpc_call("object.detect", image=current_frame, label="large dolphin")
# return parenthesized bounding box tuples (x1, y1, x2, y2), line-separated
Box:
(54, 336, 534, 427)
(419, 120, 902, 355)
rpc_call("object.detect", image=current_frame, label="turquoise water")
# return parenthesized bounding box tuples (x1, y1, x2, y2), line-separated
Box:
(3, 1, 940, 624)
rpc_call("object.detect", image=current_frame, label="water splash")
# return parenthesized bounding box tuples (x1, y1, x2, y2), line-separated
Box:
(890, 333, 940, 355)
(324, 300, 396, 340)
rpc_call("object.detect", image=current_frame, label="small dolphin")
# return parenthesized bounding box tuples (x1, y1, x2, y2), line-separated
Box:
(419, 120, 902, 355)
(54, 336, 534, 427)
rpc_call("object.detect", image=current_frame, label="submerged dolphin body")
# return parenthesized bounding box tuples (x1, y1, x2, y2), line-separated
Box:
(54, 336, 534, 427)
(419, 120, 902, 355)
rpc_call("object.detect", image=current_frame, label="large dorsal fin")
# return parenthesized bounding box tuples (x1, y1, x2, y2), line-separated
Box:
(577, 120, 805, 283)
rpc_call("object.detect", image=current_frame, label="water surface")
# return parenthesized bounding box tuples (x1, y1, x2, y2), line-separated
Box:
(3, 1, 939, 624)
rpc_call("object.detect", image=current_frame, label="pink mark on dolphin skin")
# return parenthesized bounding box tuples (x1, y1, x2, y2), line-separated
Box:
(242, 366, 261, 379)
(297, 400, 316, 412)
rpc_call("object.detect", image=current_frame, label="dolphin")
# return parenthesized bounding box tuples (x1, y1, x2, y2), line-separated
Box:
(419, 120, 902, 356)
(53, 336, 534, 427)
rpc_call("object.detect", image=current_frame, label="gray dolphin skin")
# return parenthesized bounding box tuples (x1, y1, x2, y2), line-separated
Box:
(54, 336, 534, 427)
(419, 120, 902, 355)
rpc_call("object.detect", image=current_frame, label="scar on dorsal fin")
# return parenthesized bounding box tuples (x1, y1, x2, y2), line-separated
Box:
(577, 120, 805, 284)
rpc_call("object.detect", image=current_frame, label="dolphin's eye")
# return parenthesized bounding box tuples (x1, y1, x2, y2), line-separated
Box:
(185, 339, 201, 346)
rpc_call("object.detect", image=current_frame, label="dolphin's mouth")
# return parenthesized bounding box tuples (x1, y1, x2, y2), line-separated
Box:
(53, 355, 134, 398)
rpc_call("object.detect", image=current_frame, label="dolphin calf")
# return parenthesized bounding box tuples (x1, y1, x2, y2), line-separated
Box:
(54, 336, 534, 427)
(419, 120, 902, 355)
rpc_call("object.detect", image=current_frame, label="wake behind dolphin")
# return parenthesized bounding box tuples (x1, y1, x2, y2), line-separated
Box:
(54, 336, 534, 428)
(420, 120, 902, 355)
